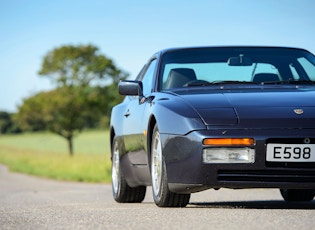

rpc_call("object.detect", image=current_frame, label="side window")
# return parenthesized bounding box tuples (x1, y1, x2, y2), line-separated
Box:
(297, 57, 315, 81)
(140, 59, 157, 96)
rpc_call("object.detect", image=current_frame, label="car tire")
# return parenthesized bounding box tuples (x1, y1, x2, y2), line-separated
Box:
(151, 124, 190, 207)
(111, 138, 146, 203)
(280, 189, 315, 202)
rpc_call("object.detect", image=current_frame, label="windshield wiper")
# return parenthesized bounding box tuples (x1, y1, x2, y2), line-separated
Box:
(185, 79, 315, 87)
(210, 80, 257, 85)
(262, 80, 315, 85)
(185, 80, 256, 87)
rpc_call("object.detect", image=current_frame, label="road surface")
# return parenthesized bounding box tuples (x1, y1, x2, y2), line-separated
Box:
(1, 165, 315, 229)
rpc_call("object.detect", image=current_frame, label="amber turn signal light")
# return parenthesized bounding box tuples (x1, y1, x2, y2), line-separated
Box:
(203, 138, 255, 146)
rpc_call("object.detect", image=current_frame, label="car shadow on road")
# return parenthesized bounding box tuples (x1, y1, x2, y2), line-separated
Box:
(189, 200, 315, 209)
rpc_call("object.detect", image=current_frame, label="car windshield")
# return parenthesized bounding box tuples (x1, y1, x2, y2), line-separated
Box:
(159, 47, 315, 90)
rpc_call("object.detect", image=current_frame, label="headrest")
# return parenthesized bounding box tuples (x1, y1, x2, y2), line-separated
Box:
(253, 73, 280, 83)
(165, 68, 197, 89)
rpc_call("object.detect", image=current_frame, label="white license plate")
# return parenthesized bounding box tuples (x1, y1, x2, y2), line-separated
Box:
(266, 144, 315, 162)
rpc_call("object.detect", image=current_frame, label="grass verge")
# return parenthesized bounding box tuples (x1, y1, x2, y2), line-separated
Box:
(0, 130, 111, 183)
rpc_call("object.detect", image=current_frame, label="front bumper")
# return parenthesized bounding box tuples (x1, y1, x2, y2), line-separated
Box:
(161, 128, 315, 194)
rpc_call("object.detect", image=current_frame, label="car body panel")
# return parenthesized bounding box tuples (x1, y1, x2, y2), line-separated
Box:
(175, 87, 315, 129)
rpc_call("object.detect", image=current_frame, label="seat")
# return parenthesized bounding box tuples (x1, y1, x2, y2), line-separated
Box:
(253, 73, 280, 83)
(165, 68, 197, 89)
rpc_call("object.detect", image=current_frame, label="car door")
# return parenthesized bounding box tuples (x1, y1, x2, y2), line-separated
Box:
(122, 59, 157, 165)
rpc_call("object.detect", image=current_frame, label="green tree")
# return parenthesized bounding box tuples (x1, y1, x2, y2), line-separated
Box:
(39, 44, 126, 86)
(0, 111, 12, 134)
(17, 87, 96, 155)
(16, 44, 128, 156)
(15, 95, 47, 132)
(0, 111, 21, 134)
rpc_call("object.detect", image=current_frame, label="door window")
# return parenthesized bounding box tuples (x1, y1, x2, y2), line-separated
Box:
(140, 59, 157, 96)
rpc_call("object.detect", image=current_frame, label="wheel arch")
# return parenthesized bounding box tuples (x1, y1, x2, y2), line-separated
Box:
(110, 127, 116, 159)
(147, 115, 157, 168)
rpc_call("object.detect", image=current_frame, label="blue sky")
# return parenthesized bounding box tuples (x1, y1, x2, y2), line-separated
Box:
(1, 0, 315, 112)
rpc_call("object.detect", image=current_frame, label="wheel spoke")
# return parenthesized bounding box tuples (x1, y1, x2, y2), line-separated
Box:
(152, 131, 162, 196)
(112, 143, 120, 194)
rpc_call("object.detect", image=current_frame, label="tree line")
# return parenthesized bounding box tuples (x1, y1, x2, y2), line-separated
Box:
(0, 44, 127, 155)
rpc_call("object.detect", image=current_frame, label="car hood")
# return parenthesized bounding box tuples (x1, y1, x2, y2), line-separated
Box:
(175, 87, 315, 128)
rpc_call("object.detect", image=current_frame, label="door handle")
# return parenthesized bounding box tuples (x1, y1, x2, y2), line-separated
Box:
(124, 110, 130, 117)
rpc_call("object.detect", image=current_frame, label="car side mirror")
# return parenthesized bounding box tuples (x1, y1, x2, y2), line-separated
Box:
(118, 80, 143, 96)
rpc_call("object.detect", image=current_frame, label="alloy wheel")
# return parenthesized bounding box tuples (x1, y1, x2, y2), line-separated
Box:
(151, 129, 162, 197)
(112, 141, 120, 195)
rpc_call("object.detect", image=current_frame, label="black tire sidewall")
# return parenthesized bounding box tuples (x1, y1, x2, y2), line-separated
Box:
(280, 189, 315, 202)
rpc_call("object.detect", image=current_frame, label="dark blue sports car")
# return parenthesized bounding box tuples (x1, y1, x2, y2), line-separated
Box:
(110, 46, 315, 207)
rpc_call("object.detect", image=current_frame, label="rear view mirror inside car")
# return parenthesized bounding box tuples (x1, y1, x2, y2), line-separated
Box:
(228, 54, 253, 66)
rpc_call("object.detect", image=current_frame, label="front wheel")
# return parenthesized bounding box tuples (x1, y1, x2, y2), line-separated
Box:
(280, 189, 315, 202)
(111, 138, 146, 203)
(151, 124, 190, 207)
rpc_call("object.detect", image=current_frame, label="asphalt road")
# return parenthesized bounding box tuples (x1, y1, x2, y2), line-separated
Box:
(1, 165, 315, 230)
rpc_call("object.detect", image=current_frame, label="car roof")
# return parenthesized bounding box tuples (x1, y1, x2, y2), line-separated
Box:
(154, 46, 310, 56)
